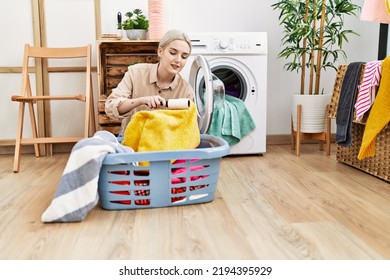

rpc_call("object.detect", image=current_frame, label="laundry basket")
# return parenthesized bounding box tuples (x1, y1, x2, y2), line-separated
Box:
(329, 65, 390, 182)
(98, 134, 229, 210)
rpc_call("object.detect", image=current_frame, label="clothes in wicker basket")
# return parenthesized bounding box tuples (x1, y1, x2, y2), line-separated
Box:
(329, 64, 390, 182)
(354, 60, 382, 122)
(335, 62, 364, 147)
(358, 56, 390, 160)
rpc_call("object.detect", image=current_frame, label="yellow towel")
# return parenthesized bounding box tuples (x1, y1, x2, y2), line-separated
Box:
(122, 100, 200, 155)
(358, 56, 390, 160)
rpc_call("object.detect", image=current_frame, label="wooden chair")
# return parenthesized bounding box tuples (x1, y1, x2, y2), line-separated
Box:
(11, 44, 96, 173)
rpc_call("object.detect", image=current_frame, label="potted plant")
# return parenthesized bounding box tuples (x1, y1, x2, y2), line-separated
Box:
(120, 9, 149, 40)
(272, 0, 360, 133)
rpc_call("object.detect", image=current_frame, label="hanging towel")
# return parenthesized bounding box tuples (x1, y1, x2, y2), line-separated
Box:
(358, 56, 390, 160)
(41, 131, 135, 223)
(335, 62, 364, 147)
(208, 95, 256, 145)
(354, 61, 382, 122)
(122, 100, 200, 155)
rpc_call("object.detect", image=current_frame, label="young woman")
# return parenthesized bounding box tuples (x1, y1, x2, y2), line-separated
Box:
(105, 29, 194, 133)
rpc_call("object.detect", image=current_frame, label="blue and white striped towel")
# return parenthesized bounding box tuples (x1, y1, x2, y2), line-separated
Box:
(41, 130, 134, 223)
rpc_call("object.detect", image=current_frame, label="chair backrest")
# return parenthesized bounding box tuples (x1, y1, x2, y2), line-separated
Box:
(21, 44, 92, 98)
(26, 45, 90, 59)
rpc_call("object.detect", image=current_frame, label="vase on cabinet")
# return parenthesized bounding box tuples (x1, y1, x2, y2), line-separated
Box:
(125, 29, 148, 40)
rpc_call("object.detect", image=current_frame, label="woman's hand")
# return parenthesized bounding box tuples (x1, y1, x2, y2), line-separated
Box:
(142, 95, 166, 108)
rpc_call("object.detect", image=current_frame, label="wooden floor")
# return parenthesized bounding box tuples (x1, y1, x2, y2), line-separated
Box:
(0, 143, 389, 260)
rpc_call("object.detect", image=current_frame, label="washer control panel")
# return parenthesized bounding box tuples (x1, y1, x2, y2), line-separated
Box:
(189, 32, 267, 55)
(213, 38, 259, 52)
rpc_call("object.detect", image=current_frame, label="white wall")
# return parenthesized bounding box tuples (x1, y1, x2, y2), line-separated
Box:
(0, 0, 34, 139)
(0, 0, 381, 141)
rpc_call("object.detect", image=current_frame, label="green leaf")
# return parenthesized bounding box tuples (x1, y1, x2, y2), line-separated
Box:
(272, 0, 359, 86)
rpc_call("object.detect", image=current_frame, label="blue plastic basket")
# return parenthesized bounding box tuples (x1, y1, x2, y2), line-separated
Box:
(98, 134, 229, 210)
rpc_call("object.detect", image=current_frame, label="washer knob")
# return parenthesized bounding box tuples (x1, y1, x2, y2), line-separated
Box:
(218, 40, 229, 49)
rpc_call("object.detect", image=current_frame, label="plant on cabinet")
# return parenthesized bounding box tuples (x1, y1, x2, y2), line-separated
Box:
(120, 9, 149, 40)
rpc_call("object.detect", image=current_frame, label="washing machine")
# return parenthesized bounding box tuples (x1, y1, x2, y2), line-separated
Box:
(181, 32, 268, 155)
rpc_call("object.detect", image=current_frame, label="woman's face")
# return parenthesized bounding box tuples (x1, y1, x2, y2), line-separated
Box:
(158, 39, 191, 76)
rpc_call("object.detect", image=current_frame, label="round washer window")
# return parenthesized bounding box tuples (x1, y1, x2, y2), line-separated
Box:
(211, 66, 247, 100)
(196, 65, 248, 102)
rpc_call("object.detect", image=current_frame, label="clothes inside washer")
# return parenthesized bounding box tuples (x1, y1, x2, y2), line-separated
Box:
(213, 68, 242, 99)
(208, 95, 256, 145)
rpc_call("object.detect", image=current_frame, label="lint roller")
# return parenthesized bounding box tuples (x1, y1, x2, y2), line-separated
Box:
(161, 98, 191, 109)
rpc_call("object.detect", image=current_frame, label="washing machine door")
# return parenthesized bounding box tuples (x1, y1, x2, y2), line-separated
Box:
(189, 55, 225, 133)
(189, 55, 214, 133)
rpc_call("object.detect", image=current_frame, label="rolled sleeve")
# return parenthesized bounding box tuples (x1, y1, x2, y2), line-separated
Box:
(105, 69, 134, 120)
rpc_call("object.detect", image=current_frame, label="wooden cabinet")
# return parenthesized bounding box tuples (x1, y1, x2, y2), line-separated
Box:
(97, 39, 159, 135)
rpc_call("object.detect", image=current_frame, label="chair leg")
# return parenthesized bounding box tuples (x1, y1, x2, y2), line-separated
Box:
(25, 75, 41, 157)
(84, 81, 96, 138)
(13, 103, 25, 173)
(27, 102, 40, 157)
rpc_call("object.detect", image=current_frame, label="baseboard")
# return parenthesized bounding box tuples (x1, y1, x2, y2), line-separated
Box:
(266, 134, 291, 145)
(266, 134, 335, 145)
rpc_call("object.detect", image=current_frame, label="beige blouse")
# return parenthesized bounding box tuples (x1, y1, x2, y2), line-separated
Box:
(105, 63, 195, 132)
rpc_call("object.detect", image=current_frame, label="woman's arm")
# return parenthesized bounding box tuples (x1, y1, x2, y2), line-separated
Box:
(118, 95, 166, 114)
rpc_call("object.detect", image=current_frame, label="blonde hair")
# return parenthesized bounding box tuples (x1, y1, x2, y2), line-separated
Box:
(158, 29, 192, 54)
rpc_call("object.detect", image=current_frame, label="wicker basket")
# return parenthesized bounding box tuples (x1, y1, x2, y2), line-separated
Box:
(329, 65, 390, 182)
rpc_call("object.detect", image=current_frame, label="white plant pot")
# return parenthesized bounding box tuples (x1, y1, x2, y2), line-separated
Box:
(291, 93, 332, 133)
(125, 29, 148, 40)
